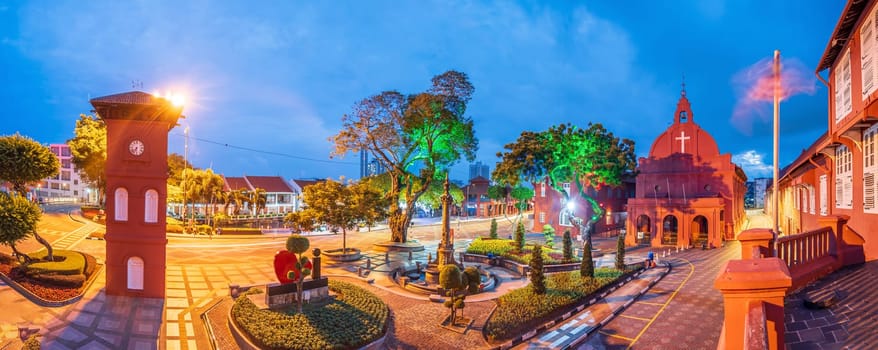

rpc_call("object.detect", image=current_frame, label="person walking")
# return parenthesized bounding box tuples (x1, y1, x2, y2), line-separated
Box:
(646, 251, 655, 268)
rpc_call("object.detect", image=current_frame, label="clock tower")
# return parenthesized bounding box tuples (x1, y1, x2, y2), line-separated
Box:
(91, 91, 183, 298)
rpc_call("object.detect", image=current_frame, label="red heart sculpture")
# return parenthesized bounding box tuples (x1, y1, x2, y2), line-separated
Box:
(273, 250, 314, 284)
(273, 250, 297, 284)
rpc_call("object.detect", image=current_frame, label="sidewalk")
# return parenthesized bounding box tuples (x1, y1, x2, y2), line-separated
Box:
(515, 264, 670, 349)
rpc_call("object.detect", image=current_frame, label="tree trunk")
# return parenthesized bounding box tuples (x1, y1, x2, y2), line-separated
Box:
(32, 230, 53, 261)
(9, 243, 32, 264)
(389, 212, 409, 243)
(342, 228, 347, 253)
(296, 278, 303, 314)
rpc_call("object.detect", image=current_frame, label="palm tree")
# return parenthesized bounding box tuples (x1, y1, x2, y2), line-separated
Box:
(250, 188, 267, 217)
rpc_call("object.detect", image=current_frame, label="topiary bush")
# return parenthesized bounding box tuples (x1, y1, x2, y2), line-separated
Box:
(542, 225, 555, 247)
(489, 218, 498, 239)
(562, 230, 573, 262)
(514, 222, 525, 251)
(232, 280, 387, 350)
(580, 240, 594, 278)
(615, 233, 626, 270)
(22, 334, 40, 350)
(530, 244, 546, 294)
(26, 250, 85, 275)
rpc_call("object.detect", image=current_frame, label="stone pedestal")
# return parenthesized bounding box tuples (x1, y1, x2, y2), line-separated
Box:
(714, 258, 791, 350)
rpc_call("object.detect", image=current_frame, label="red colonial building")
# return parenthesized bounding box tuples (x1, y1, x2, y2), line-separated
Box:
(625, 89, 747, 248)
(531, 177, 634, 238)
(770, 0, 878, 263)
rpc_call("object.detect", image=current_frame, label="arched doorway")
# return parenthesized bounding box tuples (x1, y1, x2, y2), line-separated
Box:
(691, 215, 709, 247)
(636, 215, 651, 245)
(662, 215, 678, 246)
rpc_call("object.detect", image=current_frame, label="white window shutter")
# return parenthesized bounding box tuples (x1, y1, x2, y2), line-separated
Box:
(820, 175, 828, 216)
(845, 174, 854, 208)
(835, 66, 843, 123)
(865, 172, 876, 212)
(844, 51, 853, 115)
(835, 176, 843, 208)
(863, 17, 876, 97)
(809, 185, 816, 215)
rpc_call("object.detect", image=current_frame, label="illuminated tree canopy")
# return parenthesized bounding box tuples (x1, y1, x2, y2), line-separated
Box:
(494, 123, 636, 234)
(331, 70, 478, 243)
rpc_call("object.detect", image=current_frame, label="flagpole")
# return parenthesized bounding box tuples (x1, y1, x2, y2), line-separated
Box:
(773, 50, 781, 242)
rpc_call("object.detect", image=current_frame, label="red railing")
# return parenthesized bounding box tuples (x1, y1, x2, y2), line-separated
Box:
(775, 227, 834, 269)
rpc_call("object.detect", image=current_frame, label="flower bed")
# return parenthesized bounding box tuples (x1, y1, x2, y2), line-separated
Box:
(485, 268, 624, 342)
(0, 250, 101, 303)
(232, 280, 388, 350)
(466, 237, 578, 265)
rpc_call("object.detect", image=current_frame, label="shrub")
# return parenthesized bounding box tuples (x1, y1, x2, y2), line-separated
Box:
(26, 250, 85, 275)
(166, 224, 184, 233)
(466, 237, 516, 256)
(232, 280, 387, 349)
(615, 233, 626, 270)
(82, 252, 97, 277)
(485, 269, 623, 341)
(562, 230, 573, 262)
(514, 222, 525, 251)
(489, 218, 498, 239)
(22, 334, 40, 350)
(29, 273, 86, 288)
(530, 244, 546, 294)
(580, 240, 594, 278)
(542, 225, 555, 247)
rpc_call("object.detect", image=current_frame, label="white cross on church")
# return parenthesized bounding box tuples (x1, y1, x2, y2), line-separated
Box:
(675, 131, 690, 153)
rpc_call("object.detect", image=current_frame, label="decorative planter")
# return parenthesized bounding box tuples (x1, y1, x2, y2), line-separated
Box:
(324, 248, 362, 262)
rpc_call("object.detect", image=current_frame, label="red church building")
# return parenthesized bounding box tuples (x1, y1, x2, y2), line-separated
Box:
(625, 89, 747, 248)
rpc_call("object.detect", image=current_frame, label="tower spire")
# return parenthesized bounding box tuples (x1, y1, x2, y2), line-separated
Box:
(681, 73, 687, 97)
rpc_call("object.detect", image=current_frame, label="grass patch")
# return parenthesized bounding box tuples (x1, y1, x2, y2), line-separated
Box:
(485, 268, 626, 342)
(232, 280, 387, 349)
(26, 250, 85, 275)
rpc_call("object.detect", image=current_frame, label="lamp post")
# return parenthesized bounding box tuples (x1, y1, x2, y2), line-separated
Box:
(772, 50, 781, 244)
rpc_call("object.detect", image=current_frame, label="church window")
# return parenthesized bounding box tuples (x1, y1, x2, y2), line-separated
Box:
(834, 49, 853, 123)
(835, 145, 853, 209)
(540, 183, 546, 197)
(820, 175, 828, 216)
(539, 212, 546, 223)
(562, 182, 571, 195)
(145, 189, 159, 223)
(114, 187, 128, 222)
(864, 124, 878, 213)
(680, 111, 688, 123)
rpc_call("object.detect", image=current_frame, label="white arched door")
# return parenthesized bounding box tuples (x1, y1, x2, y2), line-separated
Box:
(127, 257, 144, 290)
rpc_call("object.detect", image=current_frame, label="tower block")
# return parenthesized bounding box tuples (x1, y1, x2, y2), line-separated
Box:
(90, 91, 183, 298)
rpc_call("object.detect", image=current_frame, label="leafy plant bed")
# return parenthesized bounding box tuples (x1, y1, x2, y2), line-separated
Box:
(484, 268, 628, 342)
(466, 237, 579, 265)
(232, 280, 388, 350)
(0, 250, 102, 305)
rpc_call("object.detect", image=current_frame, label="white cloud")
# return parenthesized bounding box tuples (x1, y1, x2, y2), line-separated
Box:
(733, 150, 773, 178)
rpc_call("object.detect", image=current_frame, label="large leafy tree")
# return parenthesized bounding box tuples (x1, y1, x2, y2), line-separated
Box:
(68, 114, 107, 206)
(0, 134, 59, 260)
(361, 173, 464, 213)
(167, 153, 195, 187)
(332, 70, 478, 242)
(180, 168, 224, 226)
(0, 190, 42, 263)
(494, 123, 636, 275)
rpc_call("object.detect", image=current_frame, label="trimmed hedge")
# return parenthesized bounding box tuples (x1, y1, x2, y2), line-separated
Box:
(26, 250, 85, 275)
(466, 237, 578, 265)
(485, 268, 624, 341)
(232, 280, 387, 349)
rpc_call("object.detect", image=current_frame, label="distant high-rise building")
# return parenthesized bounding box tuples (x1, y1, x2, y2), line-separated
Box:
(751, 178, 771, 209)
(469, 161, 490, 180)
(360, 149, 369, 179)
(36, 143, 92, 203)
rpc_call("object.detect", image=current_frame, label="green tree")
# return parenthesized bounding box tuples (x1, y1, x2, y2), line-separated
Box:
(494, 123, 636, 277)
(486, 184, 507, 216)
(615, 232, 626, 270)
(542, 225, 555, 247)
(181, 168, 224, 229)
(514, 222, 525, 251)
(361, 173, 463, 215)
(0, 134, 59, 260)
(68, 114, 107, 206)
(439, 264, 480, 325)
(489, 218, 498, 239)
(284, 209, 318, 233)
(167, 153, 195, 187)
(530, 244, 546, 294)
(299, 178, 389, 254)
(249, 188, 267, 216)
(332, 71, 478, 243)
(285, 235, 312, 314)
(0, 192, 41, 263)
(562, 229, 573, 262)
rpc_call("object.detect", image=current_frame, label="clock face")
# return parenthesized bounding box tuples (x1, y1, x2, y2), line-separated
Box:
(129, 140, 145, 156)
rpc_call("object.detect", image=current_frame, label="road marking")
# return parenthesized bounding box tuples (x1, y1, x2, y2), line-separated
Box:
(637, 301, 665, 306)
(618, 314, 651, 322)
(599, 330, 635, 342)
(549, 334, 570, 348)
(627, 258, 695, 350)
(539, 330, 559, 341)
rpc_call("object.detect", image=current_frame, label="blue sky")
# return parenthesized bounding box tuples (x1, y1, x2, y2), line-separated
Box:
(0, 1, 844, 183)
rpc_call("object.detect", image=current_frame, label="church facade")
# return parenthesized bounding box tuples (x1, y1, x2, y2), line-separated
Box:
(625, 90, 747, 248)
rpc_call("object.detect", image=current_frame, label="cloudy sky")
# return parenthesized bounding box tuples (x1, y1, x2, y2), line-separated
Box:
(0, 1, 844, 183)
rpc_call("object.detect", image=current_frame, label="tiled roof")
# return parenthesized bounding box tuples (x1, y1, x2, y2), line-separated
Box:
(224, 177, 251, 191)
(245, 176, 294, 193)
(817, 0, 869, 72)
(89, 91, 162, 106)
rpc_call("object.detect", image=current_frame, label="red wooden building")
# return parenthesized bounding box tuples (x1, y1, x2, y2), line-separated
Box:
(625, 89, 747, 248)
(531, 177, 634, 238)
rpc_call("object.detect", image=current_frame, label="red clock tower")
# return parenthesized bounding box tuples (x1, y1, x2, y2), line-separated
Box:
(91, 91, 183, 298)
